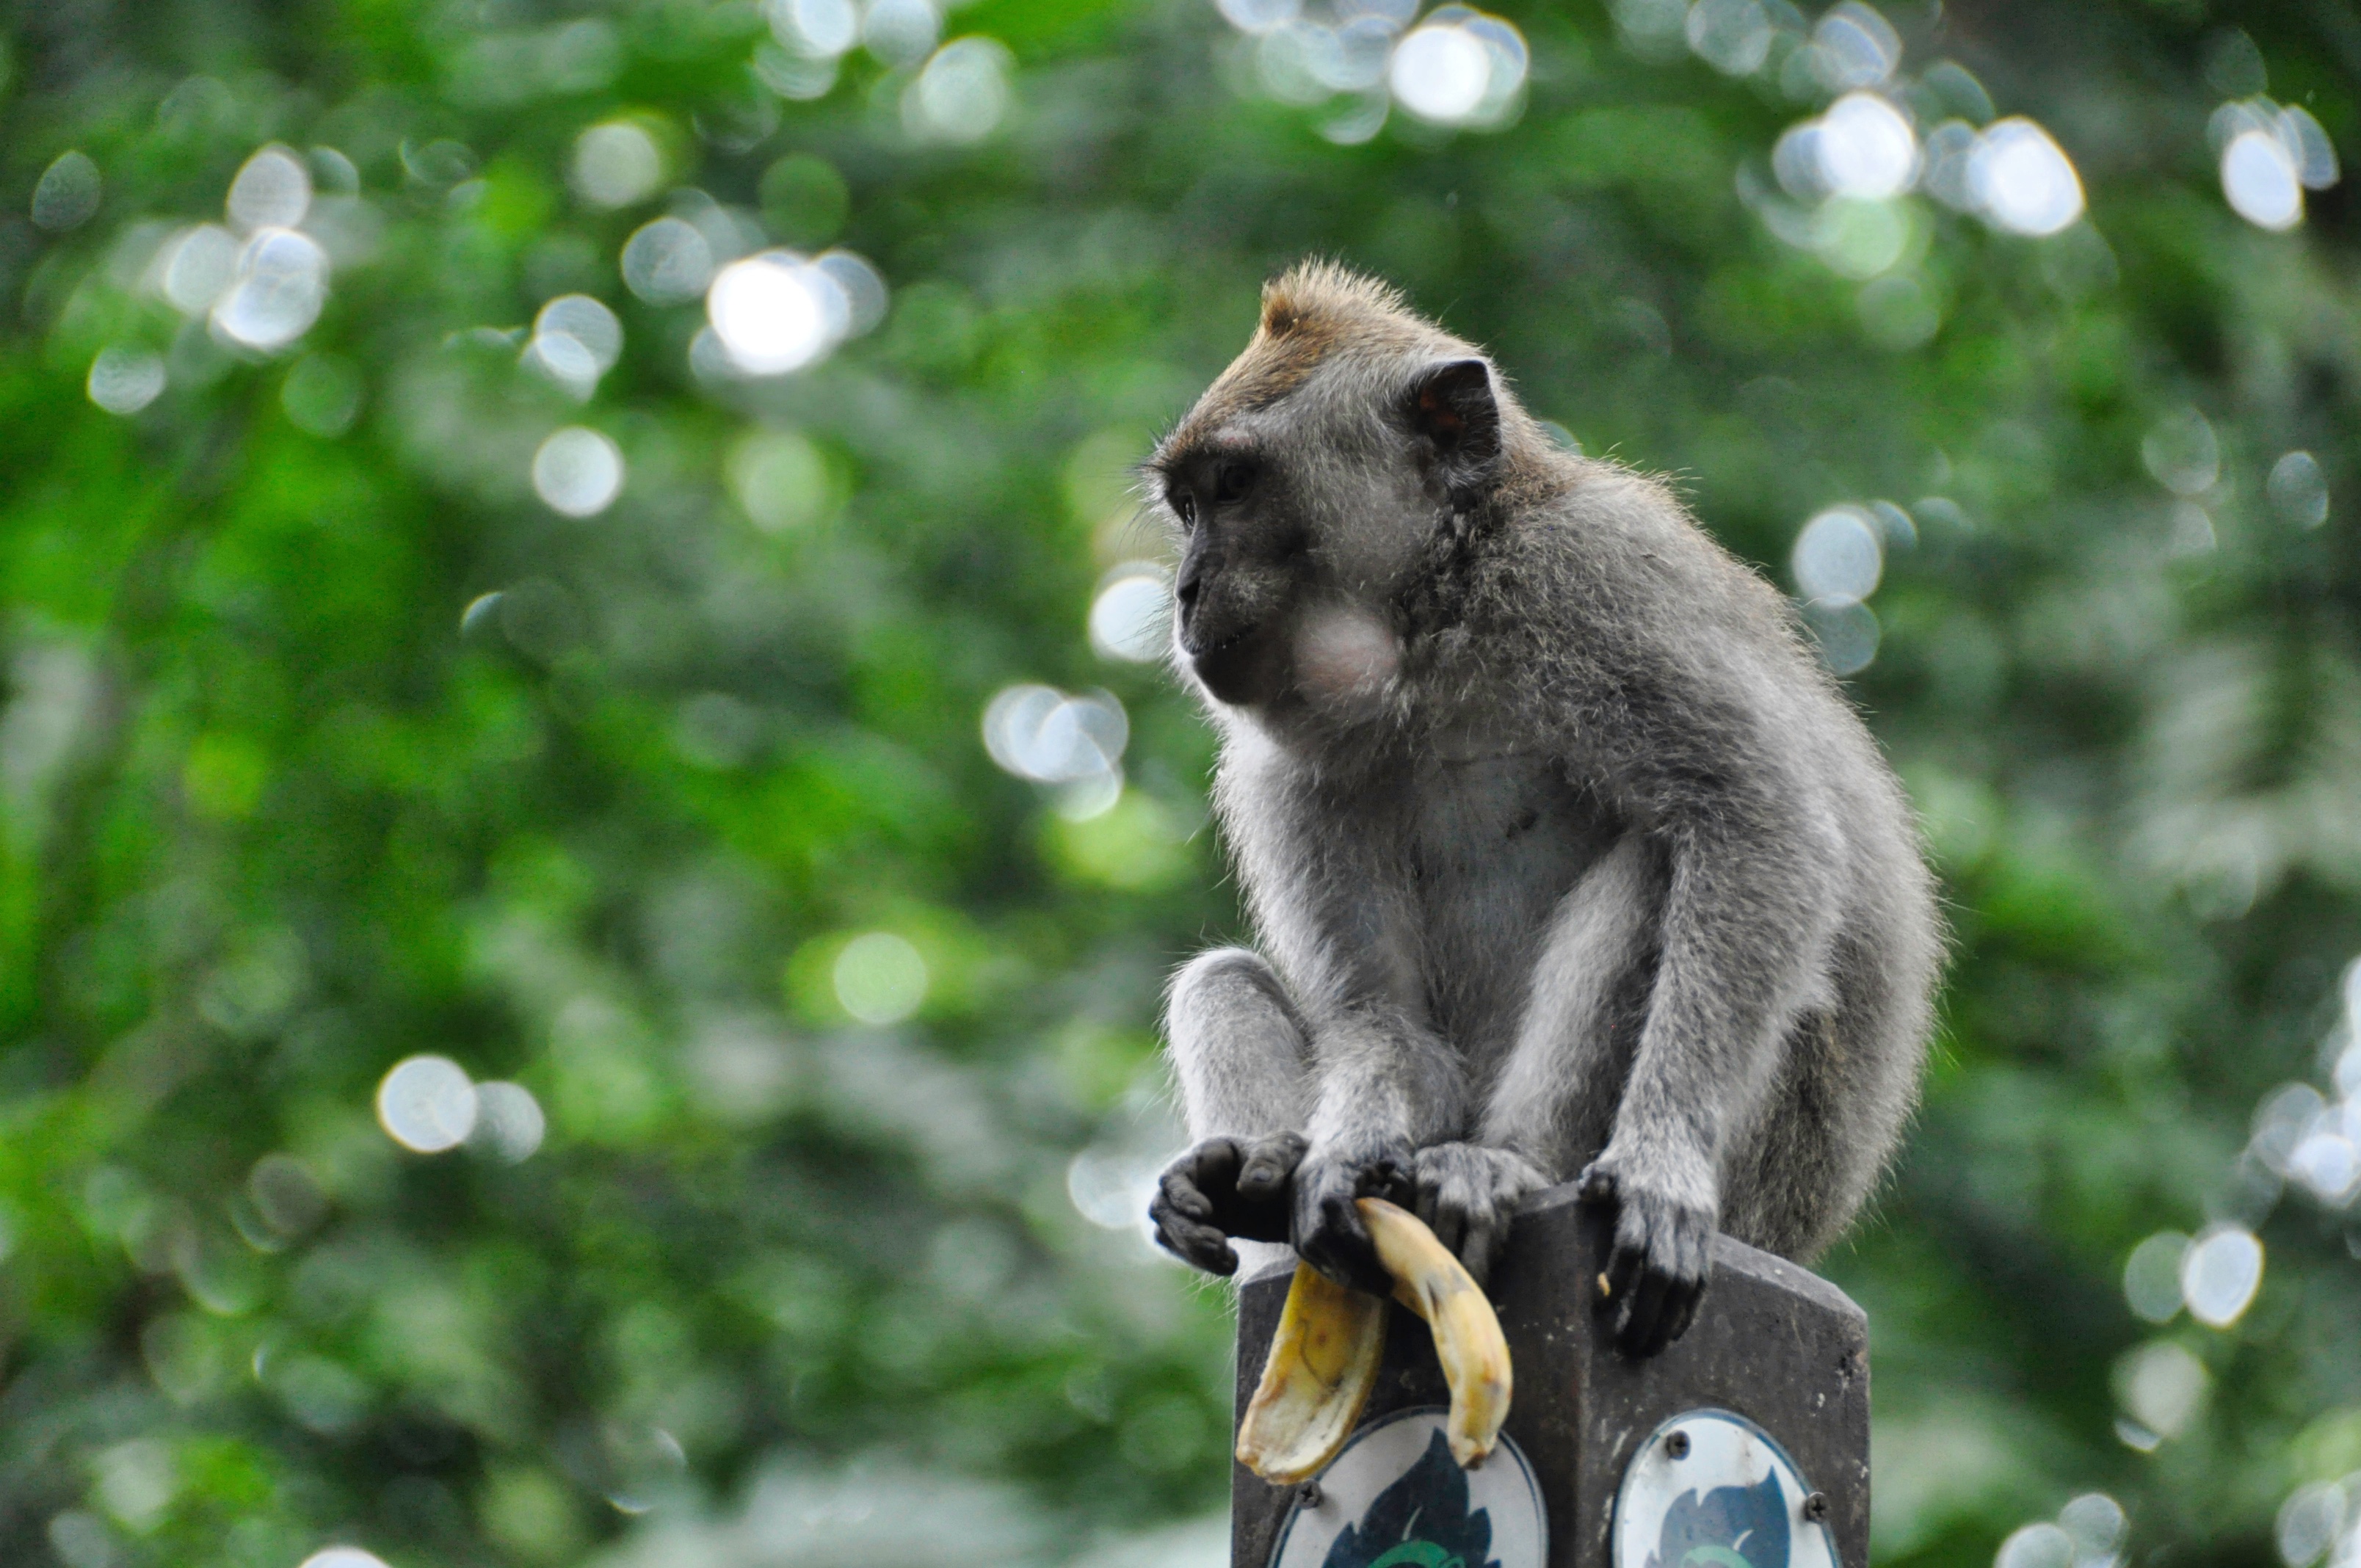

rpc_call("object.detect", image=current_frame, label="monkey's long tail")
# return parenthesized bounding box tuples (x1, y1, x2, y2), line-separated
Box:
(1233, 1200, 1512, 1485)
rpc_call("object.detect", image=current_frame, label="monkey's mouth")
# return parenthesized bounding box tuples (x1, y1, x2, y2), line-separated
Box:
(1189, 628, 1273, 705)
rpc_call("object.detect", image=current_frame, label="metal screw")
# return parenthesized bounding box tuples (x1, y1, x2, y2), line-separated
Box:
(1665, 1430, 1690, 1459)
(1802, 1492, 1829, 1522)
(1297, 1481, 1323, 1509)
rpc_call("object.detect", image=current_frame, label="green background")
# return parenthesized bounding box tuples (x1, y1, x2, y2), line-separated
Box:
(0, 0, 2357, 1564)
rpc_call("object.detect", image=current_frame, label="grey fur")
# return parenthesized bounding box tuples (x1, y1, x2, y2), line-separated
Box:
(1143, 264, 1941, 1354)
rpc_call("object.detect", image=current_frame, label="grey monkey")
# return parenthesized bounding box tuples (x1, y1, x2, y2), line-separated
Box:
(1144, 263, 1941, 1356)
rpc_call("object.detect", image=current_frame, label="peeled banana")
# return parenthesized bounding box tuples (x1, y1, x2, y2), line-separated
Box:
(1233, 1198, 1514, 1485)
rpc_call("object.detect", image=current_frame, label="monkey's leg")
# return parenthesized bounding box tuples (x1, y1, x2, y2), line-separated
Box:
(1150, 948, 1314, 1278)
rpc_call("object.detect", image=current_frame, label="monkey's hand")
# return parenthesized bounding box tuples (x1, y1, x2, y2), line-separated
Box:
(1149, 1132, 1307, 1277)
(1291, 1136, 1415, 1296)
(1411, 1142, 1550, 1287)
(1577, 1156, 1716, 1359)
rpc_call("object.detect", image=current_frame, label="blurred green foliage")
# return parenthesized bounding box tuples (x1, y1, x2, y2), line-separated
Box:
(0, 0, 2357, 1565)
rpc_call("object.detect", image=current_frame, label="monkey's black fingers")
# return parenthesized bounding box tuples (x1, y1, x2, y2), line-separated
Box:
(1235, 1130, 1308, 1199)
(1296, 1194, 1389, 1296)
(1652, 1222, 1713, 1349)
(1149, 1192, 1239, 1275)
(1432, 1207, 1470, 1264)
(1418, 1180, 1469, 1260)
(1187, 1137, 1245, 1197)
(1156, 1157, 1223, 1223)
(1656, 1274, 1705, 1350)
(1601, 1220, 1647, 1313)
(1460, 1211, 1506, 1287)
(1614, 1256, 1675, 1357)
(1639, 1258, 1709, 1357)
(1366, 1152, 1415, 1207)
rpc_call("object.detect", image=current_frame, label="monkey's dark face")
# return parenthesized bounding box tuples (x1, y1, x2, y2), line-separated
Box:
(1152, 352, 1504, 714)
(1158, 435, 1310, 706)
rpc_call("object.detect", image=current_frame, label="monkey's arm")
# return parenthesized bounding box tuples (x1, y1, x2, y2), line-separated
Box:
(1430, 833, 1668, 1283)
(1581, 730, 1840, 1355)
(1290, 996, 1475, 1291)
(1217, 748, 1479, 1291)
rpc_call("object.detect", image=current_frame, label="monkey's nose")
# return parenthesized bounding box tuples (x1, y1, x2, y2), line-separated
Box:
(1175, 562, 1204, 620)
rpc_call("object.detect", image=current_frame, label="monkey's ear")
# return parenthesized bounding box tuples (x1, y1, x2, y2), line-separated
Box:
(1407, 358, 1502, 496)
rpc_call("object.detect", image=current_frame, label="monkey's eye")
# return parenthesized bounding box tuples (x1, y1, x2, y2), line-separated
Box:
(1214, 460, 1256, 505)
(1170, 490, 1197, 528)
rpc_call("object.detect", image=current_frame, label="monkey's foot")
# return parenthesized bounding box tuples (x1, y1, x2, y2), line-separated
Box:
(1411, 1142, 1550, 1285)
(1577, 1158, 1715, 1358)
(1149, 1131, 1306, 1276)
(1291, 1137, 1415, 1296)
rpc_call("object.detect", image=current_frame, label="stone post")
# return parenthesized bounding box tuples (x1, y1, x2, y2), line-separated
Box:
(1230, 1183, 1871, 1568)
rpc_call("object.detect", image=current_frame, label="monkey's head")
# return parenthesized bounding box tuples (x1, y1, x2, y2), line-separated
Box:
(1147, 262, 1537, 714)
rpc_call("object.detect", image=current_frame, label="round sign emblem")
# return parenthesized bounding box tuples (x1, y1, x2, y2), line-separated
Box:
(1269, 1407, 1547, 1568)
(1611, 1409, 1838, 1568)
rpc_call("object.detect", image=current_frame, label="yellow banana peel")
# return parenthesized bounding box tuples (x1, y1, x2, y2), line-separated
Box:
(1234, 1260, 1388, 1487)
(1361, 1196, 1514, 1470)
(1233, 1197, 1514, 1485)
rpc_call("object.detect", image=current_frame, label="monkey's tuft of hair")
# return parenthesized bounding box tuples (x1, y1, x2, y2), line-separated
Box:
(1258, 259, 1410, 338)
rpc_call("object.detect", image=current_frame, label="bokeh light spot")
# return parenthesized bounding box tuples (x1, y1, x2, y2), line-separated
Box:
(904, 37, 1014, 144)
(32, 150, 101, 231)
(537, 295, 623, 372)
(1816, 92, 1918, 200)
(226, 145, 311, 231)
(1994, 1522, 2073, 1568)
(2180, 1224, 2262, 1326)
(2123, 1230, 2190, 1322)
(622, 217, 715, 304)
(1968, 118, 2085, 236)
(2115, 1339, 2208, 1439)
(865, 0, 942, 65)
(573, 120, 665, 209)
(1089, 569, 1172, 663)
(471, 1081, 547, 1164)
(1217, 0, 1301, 37)
(706, 252, 847, 375)
(2277, 1482, 2349, 1568)
(1390, 23, 1490, 123)
(729, 428, 833, 532)
(1802, 598, 1879, 675)
(772, 0, 859, 57)
(159, 224, 239, 314)
(1686, 0, 1772, 76)
(1379, 10, 1526, 128)
(299, 1550, 391, 1568)
(2266, 451, 2328, 528)
(1809, 1, 1898, 91)
(527, 294, 623, 399)
(247, 1153, 327, 1238)
(532, 427, 625, 516)
(282, 353, 363, 436)
(87, 347, 166, 415)
(1793, 506, 1884, 603)
(833, 932, 928, 1025)
(2141, 407, 2220, 496)
(211, 228, 330, 352)
(983, 685, 1128, 785)
(2223, 127, 2303, 230)
(2059, 1493, 2126, 1561)
(375, 1055, 479, 1153)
